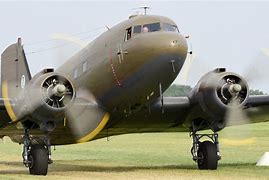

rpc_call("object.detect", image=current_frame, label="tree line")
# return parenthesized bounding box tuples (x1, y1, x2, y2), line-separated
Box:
(164, 84, 266, 97)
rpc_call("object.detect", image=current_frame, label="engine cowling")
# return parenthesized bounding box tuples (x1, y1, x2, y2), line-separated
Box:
(186, 68, 249, 131)
(17, 69, 75, 131)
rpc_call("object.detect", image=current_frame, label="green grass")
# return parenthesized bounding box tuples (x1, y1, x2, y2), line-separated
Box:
(0, 122, 268, 179)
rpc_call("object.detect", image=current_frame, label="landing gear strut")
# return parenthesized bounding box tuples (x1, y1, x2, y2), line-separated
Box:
(22, 129, 53, 175)
(190, 131, 221, 170)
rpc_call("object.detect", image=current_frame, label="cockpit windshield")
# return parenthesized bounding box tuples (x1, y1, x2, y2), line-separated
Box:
(129, 22, 179, 40)
(142, 23, 161, 33)
(163, 23, 179, 32)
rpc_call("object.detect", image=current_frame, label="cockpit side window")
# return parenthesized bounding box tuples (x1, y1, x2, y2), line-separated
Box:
(133, 25, 142, 34)
(124, 27, 132, 41)
(142, 23, 161, 33)
(163, 23, 179, 33)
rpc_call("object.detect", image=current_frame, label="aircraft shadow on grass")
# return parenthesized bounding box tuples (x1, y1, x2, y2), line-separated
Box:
(0, 160, 257, 174)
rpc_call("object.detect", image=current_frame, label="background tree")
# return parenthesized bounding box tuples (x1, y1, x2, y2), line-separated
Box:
(249, 89, 266, 95)
(164, 84, 192, 97)
(164, 85, 266, 97)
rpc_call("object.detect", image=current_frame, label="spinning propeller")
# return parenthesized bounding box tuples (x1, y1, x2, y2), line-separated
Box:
(1, 34, 110, 142)
(48, 33, 109, 142)
(183, 43, 264, 145)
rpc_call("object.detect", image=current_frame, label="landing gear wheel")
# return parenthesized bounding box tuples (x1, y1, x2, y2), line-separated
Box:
(29, 144, 48, 175)
(197, 141, 218, 170)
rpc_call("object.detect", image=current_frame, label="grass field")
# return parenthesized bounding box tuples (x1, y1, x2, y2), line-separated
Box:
(0, 122, 268, 179)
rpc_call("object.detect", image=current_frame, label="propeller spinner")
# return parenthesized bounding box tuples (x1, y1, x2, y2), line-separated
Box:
(41, 75, 74, 109)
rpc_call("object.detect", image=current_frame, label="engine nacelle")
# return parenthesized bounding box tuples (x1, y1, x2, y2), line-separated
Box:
(186, 68, 249, 131)
(18, 69, 75, 130)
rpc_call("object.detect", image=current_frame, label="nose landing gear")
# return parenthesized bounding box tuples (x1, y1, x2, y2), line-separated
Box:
(22, 129, 53, 175)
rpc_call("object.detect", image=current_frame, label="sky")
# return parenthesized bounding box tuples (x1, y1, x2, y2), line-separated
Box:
(1, 1, 269, 92)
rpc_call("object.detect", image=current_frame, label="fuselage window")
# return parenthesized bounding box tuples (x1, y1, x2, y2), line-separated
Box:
(73, 68, 78, 79)
(125, 27, 132, 41)
(142, 23, 161, 33)
(133, 25, 141, 34)
(82, 62, 88, 72)
(163, 23, 179, 32)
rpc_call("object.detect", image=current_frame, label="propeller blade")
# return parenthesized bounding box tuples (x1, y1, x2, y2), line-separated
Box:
(240, 48, 269, 84)
(49, 33, 109, 141)
(63, 88, 109, 142)
(261, 48, 269, 58)
(225, 98, 249, 126)
(51, 33, 87, 48)
(177, 53, 196, 85)
(223, 97, 255, 145)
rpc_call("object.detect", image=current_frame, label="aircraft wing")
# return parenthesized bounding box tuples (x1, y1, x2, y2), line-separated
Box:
(153, 94, 269, 117)
(100, 69, 269, 138)
(246, 95, 269, 107)
(153, 97, 190, 112)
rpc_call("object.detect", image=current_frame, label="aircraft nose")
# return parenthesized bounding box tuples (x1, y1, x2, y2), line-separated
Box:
(125, 32, 188, 75)
(138, 32, 188, 61)
(165, 33, 188, 57)
(136, 32, 188, 70)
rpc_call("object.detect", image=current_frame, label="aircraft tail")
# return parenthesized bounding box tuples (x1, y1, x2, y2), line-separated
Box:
(1, 38, 31, 108)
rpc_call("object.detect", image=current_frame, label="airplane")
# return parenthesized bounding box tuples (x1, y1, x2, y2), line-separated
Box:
(1, 13, 269, 175)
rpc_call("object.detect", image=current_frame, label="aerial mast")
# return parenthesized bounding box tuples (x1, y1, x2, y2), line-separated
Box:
(140, 6, 150, 15)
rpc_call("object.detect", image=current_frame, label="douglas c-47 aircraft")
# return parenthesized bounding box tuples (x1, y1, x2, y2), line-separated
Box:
(1, 14, 269, 175)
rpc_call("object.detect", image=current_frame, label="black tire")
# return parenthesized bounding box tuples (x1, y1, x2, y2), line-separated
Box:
(29, 144, 48, 175)
(197, 141, 218, 170)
